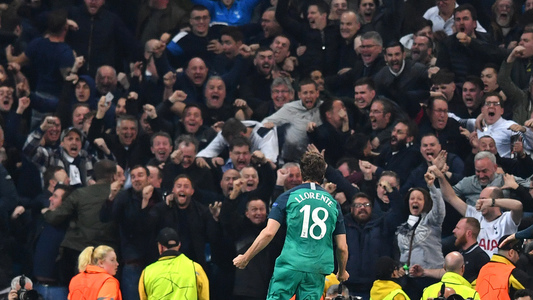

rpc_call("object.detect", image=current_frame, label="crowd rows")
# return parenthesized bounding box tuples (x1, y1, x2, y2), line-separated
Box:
(2, 0, 533, 299)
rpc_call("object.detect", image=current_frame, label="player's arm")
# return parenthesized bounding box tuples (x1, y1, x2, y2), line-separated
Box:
(233, 218, 281, 269)
(334, 234, 349, 282)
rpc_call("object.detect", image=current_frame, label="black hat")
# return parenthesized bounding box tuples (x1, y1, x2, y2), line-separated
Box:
(498, 235, 523, 253)
(157, 227, 180, 248)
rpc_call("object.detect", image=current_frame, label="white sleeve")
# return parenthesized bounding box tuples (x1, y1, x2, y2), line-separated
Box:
(196, 132, 227, 158)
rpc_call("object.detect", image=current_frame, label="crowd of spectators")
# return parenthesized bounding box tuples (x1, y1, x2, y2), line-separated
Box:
(1, 0, 533, 299)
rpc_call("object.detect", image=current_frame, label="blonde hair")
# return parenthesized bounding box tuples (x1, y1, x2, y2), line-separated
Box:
(77, 245, 115, 272)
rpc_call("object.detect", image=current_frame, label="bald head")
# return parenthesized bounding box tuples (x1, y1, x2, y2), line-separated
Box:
(444, 251, 464, 275)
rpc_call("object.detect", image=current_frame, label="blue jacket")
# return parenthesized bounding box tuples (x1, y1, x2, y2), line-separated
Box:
(344, 188, 405, 291)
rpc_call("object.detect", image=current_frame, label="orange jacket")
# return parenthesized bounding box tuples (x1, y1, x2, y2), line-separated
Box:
(68, 265, 122, 300)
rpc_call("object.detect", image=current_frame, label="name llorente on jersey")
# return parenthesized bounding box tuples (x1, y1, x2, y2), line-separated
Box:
(295, 191, 334, 207)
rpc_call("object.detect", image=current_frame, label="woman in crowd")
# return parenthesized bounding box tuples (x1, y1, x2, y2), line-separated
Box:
(396, 170, 445, 299)
(68, 245, 121, 300)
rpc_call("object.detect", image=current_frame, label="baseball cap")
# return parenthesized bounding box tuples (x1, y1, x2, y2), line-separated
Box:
(60, 127, 83, 142)
(157, 227, 180, 248)
(498, 235, 523, 253)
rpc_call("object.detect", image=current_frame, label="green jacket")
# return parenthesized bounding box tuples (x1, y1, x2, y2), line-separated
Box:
(421, 272, 480, 300)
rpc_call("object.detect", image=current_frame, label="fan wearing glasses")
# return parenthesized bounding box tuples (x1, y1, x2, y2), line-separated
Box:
(476, 92, 533, 158)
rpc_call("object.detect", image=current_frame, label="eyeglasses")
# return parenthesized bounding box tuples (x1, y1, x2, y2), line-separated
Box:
(352, 203, 371, 208)
(484, 101, 501, 107)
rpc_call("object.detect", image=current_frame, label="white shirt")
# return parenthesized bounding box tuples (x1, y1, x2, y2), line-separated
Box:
(477, 117, 533, 158)
(423, 4, 486, 36)
(197, 120, 279, 163)
(466, 205, 518, 257)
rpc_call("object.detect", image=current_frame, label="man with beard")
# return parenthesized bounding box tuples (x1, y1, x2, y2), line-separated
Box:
(489, 0, 520, 48)
(434, 164, 523, 257)
(366, 120, 422, 183)
(343, 190, 405, 299)
(410, 35, 435, 67)
(23, 122, 92, 188)
(148, 174, 219, 271)
(239, 47, 276, 109)
(410, 217, 490, 282)
(373, 41, 430, 119)
(100, 165, 161, 300)
(220, 198, 283, 299)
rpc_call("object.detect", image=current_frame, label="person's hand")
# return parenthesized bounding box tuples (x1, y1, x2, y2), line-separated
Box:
(234, 99, 248, 108)
(130, 61, 143, 78)
(409, 264, 424, 277)
(335, 192, 347, 205)
(72, 55, 84, 71)
(165, 193, 174, 207)
(94, 138, 111, 155)
(306, 144, 325, 158)
(324, 182, 337, 194)
(475, 198, 492, 211)
(233, 254, 249, 269)
(207, 39, 222, 54)
(16, 96, 30, 114)
(263, 122, 275, 129)
(467, 130, 478, 149)
(141, 185, 154, 209)
(212, 121, 224, 132)
(8, 289, 17, 300)
(209, 201, 222, 221)
(424, 170, 436, 186)
(212, 157, 224, 166)
(508, 45, 526, 63)
(160, 32, 171, 44)
(11, 205, 25, 219)
(96, 96, 111, 119)
(65, 73, 79, 83)
(525, 118, 533, 128)
(499, 233, 516, 248)
(501, 173, 519, 190)
(456, 32, 471, 46)
(109, 180, 122, 201)
(509, 124, 526, 133)
(251, 150, 267, 165)
(427, 165, 445, 179)
(276, 168, 289, 185)
(380, 180, 393, 193)
(195, 157, 210, 169)
(337, 67, 352, 75)
(171, 149, 183, 165)
(336, 270, 349, 282)
(7, 62, 21, 74)
(66, 19, 79, 30)
(306, 122, 317, 132)
(282, 56, 296, 72)
(427, 66, 440, 78)
(163, 71, 176, 88)
(230, 178, 244, 199)
(239, 44, 253, 58)
(512, 138, 525, 158)
(296, 45, 306, 56)
(168, 90, 187, 103)
(143, 104, 157, 119)
(431, 150, 447, 171)
(40, 116, 60, 132)
(5, 45, 14, 61)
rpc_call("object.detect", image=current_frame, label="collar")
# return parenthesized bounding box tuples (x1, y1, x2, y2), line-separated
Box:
(461, 242, 480, 255)
(388, 60, 406, 77)
(490, 254, 515, 266)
